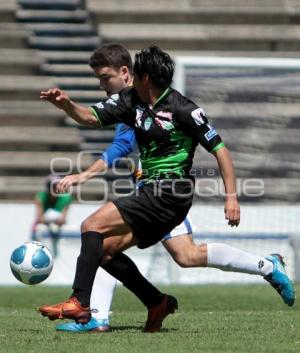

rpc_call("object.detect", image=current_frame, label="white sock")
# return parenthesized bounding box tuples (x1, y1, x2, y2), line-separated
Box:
(207, 243, 273, 276)
(90, 267, 117, 321)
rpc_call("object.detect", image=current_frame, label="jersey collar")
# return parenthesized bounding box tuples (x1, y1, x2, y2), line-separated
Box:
(152, 87, 171, 109)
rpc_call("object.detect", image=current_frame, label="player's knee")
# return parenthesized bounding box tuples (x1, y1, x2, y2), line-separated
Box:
(101, 245, 122, 265)
(81, 218, 91, 233)
(101, 252, 114, 265)
(101, 240, 121, 264)
(81, 216, 106, 233)
(172, 246, 205, 267)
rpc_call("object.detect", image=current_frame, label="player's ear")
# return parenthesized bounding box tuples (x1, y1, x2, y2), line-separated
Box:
(120, 66, 130, 80)
(143, 73, 150, 85)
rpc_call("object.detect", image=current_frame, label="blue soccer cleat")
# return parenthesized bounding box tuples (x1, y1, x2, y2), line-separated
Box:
(56, 317, 109, 333)
(264, 254, 295, 307)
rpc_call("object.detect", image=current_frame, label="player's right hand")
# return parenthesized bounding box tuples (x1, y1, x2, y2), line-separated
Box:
(40, 88, 71, 110)
(224, 196, 240, 227)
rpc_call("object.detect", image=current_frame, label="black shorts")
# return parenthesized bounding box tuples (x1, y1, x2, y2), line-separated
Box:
(113, 179, 194, 249)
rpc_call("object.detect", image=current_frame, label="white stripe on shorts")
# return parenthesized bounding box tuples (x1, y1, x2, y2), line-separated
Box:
(161, 215, 194, 241)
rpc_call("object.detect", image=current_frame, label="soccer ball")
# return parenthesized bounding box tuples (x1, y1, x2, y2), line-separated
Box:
(10, 241, 54, 285)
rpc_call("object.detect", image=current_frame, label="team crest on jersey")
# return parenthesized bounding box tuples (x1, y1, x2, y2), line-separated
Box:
(144, 117, 152, 131)
(191, 108, 207, 125)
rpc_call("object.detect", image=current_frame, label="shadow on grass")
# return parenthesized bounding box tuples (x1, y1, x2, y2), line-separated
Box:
(110, 326, 177, 333)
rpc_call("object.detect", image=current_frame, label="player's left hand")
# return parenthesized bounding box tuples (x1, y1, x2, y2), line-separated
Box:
(56, 174, 82, 193)
(40, 88, 71, 110)
(224, 196, 240, 227)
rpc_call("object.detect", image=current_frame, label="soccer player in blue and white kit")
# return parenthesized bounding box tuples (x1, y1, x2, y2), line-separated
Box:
(39, 44, 295, 333)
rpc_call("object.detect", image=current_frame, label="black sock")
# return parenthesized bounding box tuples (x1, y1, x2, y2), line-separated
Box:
(102, 253, 164, 309)
(72, 231, 103, 306)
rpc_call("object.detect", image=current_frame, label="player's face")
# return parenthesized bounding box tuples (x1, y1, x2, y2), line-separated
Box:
(93, 66, 131, 96)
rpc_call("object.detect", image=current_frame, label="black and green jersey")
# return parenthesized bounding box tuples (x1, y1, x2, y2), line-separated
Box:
(90, 87, 224, 180)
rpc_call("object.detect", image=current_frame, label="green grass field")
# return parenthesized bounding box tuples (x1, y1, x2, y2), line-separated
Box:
(0, 284, 299, 353)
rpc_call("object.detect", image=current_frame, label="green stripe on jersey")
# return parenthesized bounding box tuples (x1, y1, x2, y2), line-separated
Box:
(141, 130, 194, 179)
(211, 142, 225, 153)
(90, 107, 103, 127)
(153, 87, 171, 108)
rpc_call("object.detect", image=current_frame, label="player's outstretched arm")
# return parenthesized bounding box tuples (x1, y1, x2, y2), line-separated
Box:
(56, 159, 108, 193)
(40, 88, 100, 127)
(213, 146, 240, 227)
(56, 124, 136, 193)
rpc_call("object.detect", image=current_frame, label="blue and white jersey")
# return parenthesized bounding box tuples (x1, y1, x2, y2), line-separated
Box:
(99, 123, 141, 179)
(100, 123, 136, 167)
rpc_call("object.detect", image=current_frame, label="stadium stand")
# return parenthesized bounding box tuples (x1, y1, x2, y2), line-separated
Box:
(0, 0, 94, 200)
(89, 0, 300, 51)
(0, 0, 300, 202)
(90, 0, 300, 202)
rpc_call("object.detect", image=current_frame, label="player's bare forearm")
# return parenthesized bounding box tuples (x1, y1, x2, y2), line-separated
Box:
(64, 101, 100, 127)
(213, 146, 240, 226)
(81, 159, 109, 182)
(213, 147, 237, 196)
(56, 159, 108, 193)
(40, 88, 99, 127)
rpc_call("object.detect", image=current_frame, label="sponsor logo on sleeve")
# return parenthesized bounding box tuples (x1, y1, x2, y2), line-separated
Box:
(191, 108, 207, 126)
(205, 125, 218, 141)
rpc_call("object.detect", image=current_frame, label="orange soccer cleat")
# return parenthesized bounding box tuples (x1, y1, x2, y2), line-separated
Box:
(143, 294, 178, 333)
(38, 296, 91, 324)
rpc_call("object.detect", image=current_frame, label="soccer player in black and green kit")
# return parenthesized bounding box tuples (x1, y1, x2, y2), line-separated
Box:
(38, 45, 295, 332)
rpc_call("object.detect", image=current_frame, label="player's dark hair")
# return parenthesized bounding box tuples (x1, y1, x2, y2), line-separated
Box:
(89, 43, 133, 73)
(45, 175, 61, 196)
(133, 45, 175, 88)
